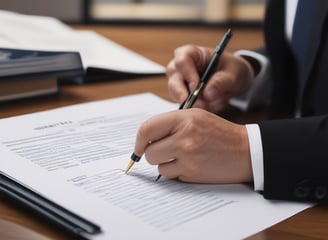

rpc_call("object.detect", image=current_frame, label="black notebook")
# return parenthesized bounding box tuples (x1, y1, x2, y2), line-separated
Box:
(0, 48, 84, 102)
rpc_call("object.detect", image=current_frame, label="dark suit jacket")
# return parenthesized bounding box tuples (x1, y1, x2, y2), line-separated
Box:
(258, 0, 328, 202)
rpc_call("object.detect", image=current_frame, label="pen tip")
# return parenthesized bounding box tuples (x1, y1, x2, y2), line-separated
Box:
(155, 174, 162, 182)
(125, 160, 135, 174)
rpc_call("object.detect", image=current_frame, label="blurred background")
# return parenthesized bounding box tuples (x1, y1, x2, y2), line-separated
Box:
(0, 0, 264, 25)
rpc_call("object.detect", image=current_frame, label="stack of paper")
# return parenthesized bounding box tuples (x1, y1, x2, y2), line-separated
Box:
(0, 10, 166, 81)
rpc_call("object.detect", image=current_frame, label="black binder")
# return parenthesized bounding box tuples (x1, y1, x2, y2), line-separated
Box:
(0, 174, 101, 237)
(0, 48, 85, 102)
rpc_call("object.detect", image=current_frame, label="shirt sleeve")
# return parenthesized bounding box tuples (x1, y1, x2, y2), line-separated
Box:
(229, 50, 272, 111)
(245, 123, 264, 191)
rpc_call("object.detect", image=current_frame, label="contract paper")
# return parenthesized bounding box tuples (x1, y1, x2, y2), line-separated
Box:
(0, 93, 313, 239)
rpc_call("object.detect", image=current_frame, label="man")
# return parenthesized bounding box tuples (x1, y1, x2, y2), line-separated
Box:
(133, 0, 328, 202)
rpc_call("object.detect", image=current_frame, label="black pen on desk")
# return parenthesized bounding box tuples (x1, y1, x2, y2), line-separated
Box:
(125, 29, 233, 180)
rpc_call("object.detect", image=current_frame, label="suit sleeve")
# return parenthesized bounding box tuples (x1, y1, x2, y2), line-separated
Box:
(258, 115, 328, 202)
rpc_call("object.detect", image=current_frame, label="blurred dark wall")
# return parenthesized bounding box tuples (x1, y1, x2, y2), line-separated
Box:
(0, 0, 84, 23)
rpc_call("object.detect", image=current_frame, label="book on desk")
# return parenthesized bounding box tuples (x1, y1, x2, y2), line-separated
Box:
(0, 10, 166, 85)
(0, 10, 166, 102)
(0, 48, 84, 102)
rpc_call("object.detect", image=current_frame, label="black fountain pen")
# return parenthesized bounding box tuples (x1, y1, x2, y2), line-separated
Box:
(125, 29, 233, 181)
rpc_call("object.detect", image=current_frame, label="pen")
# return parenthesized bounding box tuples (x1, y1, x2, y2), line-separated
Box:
(125, 29, 233, 180)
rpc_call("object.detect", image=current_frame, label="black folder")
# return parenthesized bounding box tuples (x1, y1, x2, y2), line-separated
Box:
(0, 48, 85, 102)
(0, 174, 101, 237)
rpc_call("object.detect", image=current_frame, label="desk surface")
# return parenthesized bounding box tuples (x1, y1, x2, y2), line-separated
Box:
(1, 25, 327, 240)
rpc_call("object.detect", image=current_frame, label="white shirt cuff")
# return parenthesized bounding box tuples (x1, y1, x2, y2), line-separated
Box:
(245, 124, 264, 191)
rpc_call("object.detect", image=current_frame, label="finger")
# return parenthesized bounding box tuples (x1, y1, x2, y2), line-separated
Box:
(193, 97, 229, 113)
(201, 53, 254, 103)
(167, 71, 189, 104)
(202, 71, 234, 102)
(133, 111, 182, 159)
(144, 134, 178, 165)
(172, 45, 205, 90)
(173, 53, 199, 83)
(157, 158, 203, 182)
(157, 159, 180, 179)
(158, 157, 216, 184)
(167, 47, 207, 104)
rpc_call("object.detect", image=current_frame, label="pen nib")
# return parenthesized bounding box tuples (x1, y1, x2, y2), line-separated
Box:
(125, 160, 135, 174)
(155, 174, 162, 182)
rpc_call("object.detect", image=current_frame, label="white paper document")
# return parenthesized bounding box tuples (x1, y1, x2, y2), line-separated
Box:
(0, 10, 165, 74)
(0, 93, 313, 239)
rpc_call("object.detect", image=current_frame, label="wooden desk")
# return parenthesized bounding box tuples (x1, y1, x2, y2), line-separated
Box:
(0, 25, 327, 240)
